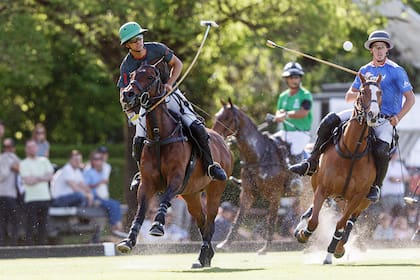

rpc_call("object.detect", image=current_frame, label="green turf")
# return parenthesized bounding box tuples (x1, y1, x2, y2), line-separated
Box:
(0, 248, 419, 280)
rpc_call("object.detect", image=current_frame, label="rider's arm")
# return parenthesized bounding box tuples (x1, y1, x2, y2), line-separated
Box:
(165, 55, 183, 92)
(392, 90, 415, 126)
(345, 87, 358, 103)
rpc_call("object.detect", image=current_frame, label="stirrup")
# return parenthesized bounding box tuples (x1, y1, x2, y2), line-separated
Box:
(208, 162, 227, 181)
(367, 185, 381, 203)
(289, 161, 315, 176)
(130, 172, 141, 191)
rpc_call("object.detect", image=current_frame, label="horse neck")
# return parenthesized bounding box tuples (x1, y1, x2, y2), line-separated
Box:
(234, 112, 269, 162)
(341, 111, 369, 152)
(146, 105, 177, 138)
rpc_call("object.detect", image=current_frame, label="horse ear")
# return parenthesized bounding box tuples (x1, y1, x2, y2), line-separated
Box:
(228, 97, 234, 107)
(220, 99, 226, 106)
(376, 74, 382, 83)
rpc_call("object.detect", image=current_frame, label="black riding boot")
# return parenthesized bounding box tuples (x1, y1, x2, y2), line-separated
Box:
(130, 136, 145, 191)
(189, 121, 227, 181)
(289, 112, 341, 176)
(367, 139, 390, 203)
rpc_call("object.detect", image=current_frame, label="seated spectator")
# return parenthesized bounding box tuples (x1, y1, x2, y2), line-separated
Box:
(51, 150, 94, 207)
(213, 201, 236, 242)
(83, 151, 126, 238)
(140, 206, 189, 243)
(392, 216, 414, 241)
(0, 138, 20, 246)
(372, 212, 394, 241)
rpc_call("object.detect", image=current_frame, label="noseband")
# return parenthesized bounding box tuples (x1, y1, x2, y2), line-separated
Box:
(123, 65, 166, 110)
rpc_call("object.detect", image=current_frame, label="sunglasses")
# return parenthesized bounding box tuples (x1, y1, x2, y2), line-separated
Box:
(128, 34, 143, 44)
(36, 131, 45, 134)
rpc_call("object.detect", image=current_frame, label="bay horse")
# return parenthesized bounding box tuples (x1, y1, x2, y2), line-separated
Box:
(294, 73, 382, 264)
(116, 64, 233, 268)
(213, 98, 293, 254)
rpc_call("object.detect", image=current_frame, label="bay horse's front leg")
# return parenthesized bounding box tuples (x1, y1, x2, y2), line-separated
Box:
(295, 186, 325, 243)
(116, 194, 150, 253)
(149, 182, 181, 236)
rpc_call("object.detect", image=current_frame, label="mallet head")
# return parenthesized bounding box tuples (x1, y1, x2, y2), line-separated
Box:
(266, 40, 278, 48)
(404, 196, 418, 205)
(200, 20, 219, 27)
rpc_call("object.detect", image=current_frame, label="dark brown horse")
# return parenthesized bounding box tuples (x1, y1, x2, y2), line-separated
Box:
(116, 64, 233, 268)
(294, 73, 382, 264)
(213, 99, 293, 254)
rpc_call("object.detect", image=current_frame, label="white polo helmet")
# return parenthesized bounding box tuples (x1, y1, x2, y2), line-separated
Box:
(282, 62, 304, 77)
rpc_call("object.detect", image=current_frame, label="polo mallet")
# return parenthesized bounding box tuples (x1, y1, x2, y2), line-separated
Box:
(266, 40, 358, 75)
(146, 20, 218, 113)
(404, 182, 419, 205)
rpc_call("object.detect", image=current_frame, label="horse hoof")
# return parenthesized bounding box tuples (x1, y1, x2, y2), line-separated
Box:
(116, 239, 133, 254)
(295, 229, 309, 244)
(191, 262, 203, 269)
(149, 223, 164, 237)
(334, 248, 345, 259)
(323, 258, 332, 265)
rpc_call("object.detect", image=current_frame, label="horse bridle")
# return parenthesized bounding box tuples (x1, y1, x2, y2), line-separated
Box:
(123, 65, 166, 110)
(353, 81, 381, 124)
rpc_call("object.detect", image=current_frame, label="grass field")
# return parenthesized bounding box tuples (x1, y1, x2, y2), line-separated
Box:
(0, 247, 418, 280)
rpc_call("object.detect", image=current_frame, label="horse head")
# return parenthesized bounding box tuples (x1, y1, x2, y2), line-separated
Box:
(356, 73, 382, 127)
(213, 98, 240, 137)
(121, 64, 164, 111)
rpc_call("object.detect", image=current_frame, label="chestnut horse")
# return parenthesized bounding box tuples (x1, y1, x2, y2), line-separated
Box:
(213, 99, 292, 254)
(294, 73, 382, 264)
(116, 64, 233, 268)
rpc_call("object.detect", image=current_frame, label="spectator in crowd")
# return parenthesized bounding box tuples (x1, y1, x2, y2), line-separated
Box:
(169, 196, 192, 239)
(51, 150, 94, 207)
(0, 121, 5, 151)
(213, 201, 236, 242)
(20, 139, 54, 245)
(83, 151, 126, 237)
(31, 123, 50, 158)
(405, 204, 419, 231)
(379, 152, 410, 212)
(140, 206, 189, 243)
(392, 216, 414, 241)
(0, 138, 20, 246)
(372, 212, 394, 241)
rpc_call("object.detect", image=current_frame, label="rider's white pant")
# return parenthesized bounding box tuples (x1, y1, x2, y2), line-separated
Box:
(273, 130, 311, 156)
(338, 109, 393, 144)
(134, 89, 198, 138)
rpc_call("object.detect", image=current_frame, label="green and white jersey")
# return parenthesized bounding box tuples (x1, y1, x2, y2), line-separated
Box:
(276, 87, 313, 132)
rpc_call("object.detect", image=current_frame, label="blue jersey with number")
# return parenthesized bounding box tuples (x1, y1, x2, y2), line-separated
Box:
(351, 59, 412, 116)
(117, 42, 173, 88)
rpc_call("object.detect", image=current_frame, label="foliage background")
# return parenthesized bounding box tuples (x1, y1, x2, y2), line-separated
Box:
(1, 0, 419, 204)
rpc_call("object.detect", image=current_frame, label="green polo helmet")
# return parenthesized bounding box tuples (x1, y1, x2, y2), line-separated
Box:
(119, 21, 148, 45)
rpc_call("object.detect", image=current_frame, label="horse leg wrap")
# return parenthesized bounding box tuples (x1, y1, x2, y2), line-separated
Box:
(303, 228, 313, 238)
(126, 222, 141, 247)
(327, 229, 344, 253)
(198, 242, 214, 267)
